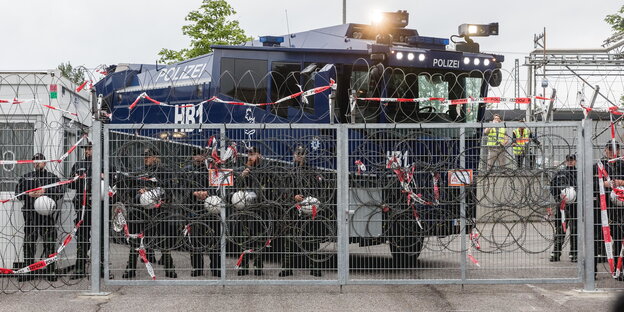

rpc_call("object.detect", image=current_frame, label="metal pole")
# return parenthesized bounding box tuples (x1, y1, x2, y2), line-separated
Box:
(526, 65, 533, 122)
(220, 126, 227, 283)
(86, 110, 108, 295)
(103, 127, 111, 284)
(350, 90, 356, 124)
(514, 59, 520, 100)
(337, 125, 348, 285)
(460, 128, 467, 282)
(582, 120, 596, 291)
(342, 0, 346, 24)
(330, 84, 336, 125)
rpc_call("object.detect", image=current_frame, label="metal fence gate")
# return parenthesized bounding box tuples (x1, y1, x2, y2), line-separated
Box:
(100, 121, 591, 287)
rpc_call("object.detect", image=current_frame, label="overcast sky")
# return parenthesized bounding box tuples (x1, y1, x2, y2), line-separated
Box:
(1, 0, 621, 70)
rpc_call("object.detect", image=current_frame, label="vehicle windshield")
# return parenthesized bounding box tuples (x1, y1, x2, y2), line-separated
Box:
(350, 66, 483, 123)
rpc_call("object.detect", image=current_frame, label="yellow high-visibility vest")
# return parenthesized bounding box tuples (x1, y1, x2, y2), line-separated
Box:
(513, 128, 530, 155)
(487, 128, 506, 146)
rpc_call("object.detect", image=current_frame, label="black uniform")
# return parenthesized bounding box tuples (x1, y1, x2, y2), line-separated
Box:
(68, 155, 93, 276)
(184, 162, 221, 277)
(549, 164, 578, 259)
(15, 166, 63, 278)
(230, 159, 266, 275)
(124, 161, 178, 278)
(280, 162, 335, 276)
(593, 157, 624, 267)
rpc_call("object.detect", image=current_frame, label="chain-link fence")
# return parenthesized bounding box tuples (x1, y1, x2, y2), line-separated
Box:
(3, 64, 624, 292)
(0, 71, 94, 293)
(99, 122, 596, 286)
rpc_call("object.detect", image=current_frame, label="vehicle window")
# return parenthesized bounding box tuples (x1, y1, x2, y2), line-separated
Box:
(270, 62, 301, 118)
(464, 77, 482, 122)
(220, 58, 268, 104)
(418, 74, 448, 114)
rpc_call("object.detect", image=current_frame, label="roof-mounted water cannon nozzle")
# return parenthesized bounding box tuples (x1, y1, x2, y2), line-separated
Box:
(455, 23, 499, 53)
(371, 10, 409, 29)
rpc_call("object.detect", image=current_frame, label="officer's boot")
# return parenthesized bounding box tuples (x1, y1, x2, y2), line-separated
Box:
(161, 252, 177, 278)
(550, 238, 562, 262)
(237, 254, 250, 276)
(191, 252, 204, 277)
(570, 234, 578, 263)
(71, 245, 88, 280)
(254, 256, 264, 276)
(122, 251, 137, 279)
(209, 253, 221, 277)
(46, 262, 58, 282)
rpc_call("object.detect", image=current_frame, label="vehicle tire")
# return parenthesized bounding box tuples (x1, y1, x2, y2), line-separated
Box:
(386, 208, 424, 268)
(389, 235, 423, 268)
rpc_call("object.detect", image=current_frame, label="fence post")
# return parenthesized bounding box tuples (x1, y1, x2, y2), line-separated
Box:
(460, 127, 467, 282)
(219, 126, 227, 283)
(85, 116, 108, 295)
(582, 120, 596, 291)
(337, 125, 348, 286)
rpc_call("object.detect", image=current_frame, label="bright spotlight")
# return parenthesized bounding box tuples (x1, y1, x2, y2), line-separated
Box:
(372, 11, 384, 25)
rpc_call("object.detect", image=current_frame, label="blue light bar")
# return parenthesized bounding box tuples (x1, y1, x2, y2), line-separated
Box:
(407, 36, 449, 46)
(259, 36, 285, 44)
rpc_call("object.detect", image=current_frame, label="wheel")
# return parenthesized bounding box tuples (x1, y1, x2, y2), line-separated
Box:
(389, 235, 423, 268)
(386, 209, 424, 268)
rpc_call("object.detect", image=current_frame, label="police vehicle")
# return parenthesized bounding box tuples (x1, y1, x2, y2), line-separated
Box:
(95, 10, 503, 264)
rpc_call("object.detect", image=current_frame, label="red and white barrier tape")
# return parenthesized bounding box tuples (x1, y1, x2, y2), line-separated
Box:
(75, 80, 93, 93)
(354, 160, 366, 175)
(597, 162, 616, 275)
(112, 209, 156, 278)
(616, 241, 624, 278)
(356, 96, 552, 105)
(42, 104, 79, 116)
(432, 172, 440, 205)
(183, 224, 192, 245)
(559, 196, 567, 233)
(127, 79, 335, 111)
(0, 174, 83, 204)
(0, 135, 88, 165)
(468, 228, 481, 267)
(1, 98, 85, 118)
(0, 98, 36, 104)
(137, 238, 156, 280)
(235, 249, 254, 269)
(0, 176, 88, 275)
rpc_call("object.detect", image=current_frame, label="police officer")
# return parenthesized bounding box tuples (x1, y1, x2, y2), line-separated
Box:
(549, 154, 577, 262)
(123, 148, 178, 279)
(279, 146, 332, 277)
(185, 149, 221, 277)
(484, 114, 508, 170)
(67, 142, 95, 279)
(594, 142, 624, 275)
(15, 153, 63, 281)
(512, 124, 540, 169)
(231, 146, 266, 276)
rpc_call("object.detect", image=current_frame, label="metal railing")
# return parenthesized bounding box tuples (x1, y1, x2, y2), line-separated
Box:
(99, 121, 593, 287)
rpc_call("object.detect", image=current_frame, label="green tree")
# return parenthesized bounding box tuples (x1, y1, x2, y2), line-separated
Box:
(605, 4, 624, 33)
(57, 62, 86, 85)
(158, 0, 252, 64)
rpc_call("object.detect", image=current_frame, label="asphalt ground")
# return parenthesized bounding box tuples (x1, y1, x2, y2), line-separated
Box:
(0, 283, 618, 312)
(2, 221, 621, 311)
